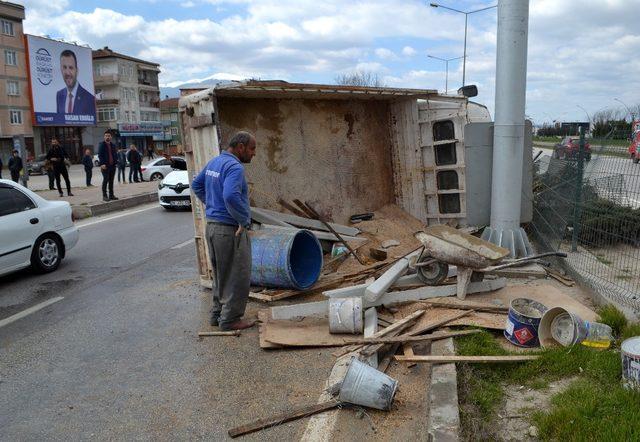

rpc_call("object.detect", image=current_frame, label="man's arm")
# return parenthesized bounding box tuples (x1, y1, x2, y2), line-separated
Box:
(222, 166, 251, 228)
(191, 168, 207, 203)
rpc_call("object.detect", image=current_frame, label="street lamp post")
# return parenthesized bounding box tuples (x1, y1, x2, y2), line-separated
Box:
(428, 54, 464, 93)
(430, 2, 497, 86)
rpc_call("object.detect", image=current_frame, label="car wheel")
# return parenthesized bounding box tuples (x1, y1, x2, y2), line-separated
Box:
(31, 234, 62, 273)
(150, 172, 163, 181)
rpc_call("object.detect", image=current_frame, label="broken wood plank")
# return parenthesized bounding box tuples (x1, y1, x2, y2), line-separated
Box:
(278, 198, 310, 218)
(292, 199, 319, 219)
(250, 277, 348, 302)
(394, 355, 539, 364)
(378, 343, 401, 373)
(270, 278, 507, 320)
(418, 300, 509, 313)
(253, 206, 360, 237)
(402, 343, 416, 368)
(228, 400, 341, 438)
(198, 331, 241, 337)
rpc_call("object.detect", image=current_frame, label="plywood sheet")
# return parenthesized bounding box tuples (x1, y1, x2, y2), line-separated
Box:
(262, 316, 361, 347)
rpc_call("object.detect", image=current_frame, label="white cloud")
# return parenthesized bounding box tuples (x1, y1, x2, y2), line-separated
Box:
(374, 48, 396, 60)
(401, 46, 416, 57)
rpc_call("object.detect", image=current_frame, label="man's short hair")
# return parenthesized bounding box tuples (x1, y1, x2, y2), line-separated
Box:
(104, 130, 112, 135)
(12, 149, 18, 153)
(51, 136, 58, 142)
(60, 49, 77, 67)
(228, 131, 253, 148)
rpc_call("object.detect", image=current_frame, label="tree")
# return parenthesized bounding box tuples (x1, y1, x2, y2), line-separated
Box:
(334, 70, 387, 87)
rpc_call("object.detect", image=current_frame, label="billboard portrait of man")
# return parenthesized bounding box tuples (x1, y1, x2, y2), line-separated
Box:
(56, 49, 94, 115)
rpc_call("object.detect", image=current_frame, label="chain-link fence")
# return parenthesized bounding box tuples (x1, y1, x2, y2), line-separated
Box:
(530, 130, 640, 311)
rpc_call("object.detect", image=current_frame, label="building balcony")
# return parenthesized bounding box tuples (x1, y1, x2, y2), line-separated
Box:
(139, 100, 160, 108)
(94, 74, 120, 85)
(96, 98, 119, 106)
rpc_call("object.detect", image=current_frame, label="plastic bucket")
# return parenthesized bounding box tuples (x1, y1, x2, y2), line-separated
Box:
(504, 298, 547, 347)
(538, 307, 589, 348)
(328, 297, 364, 334)
(338, 357, 398, 410)
(250, 229, 323, 290)
(621, 336, 640, 391)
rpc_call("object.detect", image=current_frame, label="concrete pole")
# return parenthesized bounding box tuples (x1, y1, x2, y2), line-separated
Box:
(487, 0, 530, 256)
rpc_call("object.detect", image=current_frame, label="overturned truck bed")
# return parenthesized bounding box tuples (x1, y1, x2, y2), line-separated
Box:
(178, 80, 489, 287)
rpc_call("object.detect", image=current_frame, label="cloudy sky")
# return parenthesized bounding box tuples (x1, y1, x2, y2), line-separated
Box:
(19, 0, 640, 124)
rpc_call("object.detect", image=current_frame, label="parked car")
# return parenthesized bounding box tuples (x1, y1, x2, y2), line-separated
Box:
(0, 179, 79, 277)
(553, 136, 591, 162)
(26, 154, 48, 175)
(157, 170, 191, 210)
(629, 130, 640, 164)
(142, 156, 187, 181)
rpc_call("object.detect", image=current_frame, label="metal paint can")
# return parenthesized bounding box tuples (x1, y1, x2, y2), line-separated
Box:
(621, 337, 640, 391)
(328, 297, 364, 334)
(504, 298, 547, 347)
(338, 357, 398, 410)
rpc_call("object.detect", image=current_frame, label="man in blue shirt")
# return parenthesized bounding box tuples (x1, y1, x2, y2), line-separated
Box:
(192, 131, 256, 331)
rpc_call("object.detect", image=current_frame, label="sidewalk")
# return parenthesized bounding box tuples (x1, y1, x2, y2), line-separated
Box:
(33, 179, 159, 219)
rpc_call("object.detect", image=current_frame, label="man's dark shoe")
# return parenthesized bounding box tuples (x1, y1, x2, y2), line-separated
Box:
(59, 193, 64, 197)
(209, 315, 220, 327)
(220, 319, 255, 331)
(102, 195, 109, 202)
(68, 192, 74, 196)
(109, 195, 119, 201)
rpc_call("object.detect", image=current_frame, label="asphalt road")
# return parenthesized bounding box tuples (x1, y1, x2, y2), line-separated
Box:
(535, 148, 640, 208)
(0, 203, 344, 440)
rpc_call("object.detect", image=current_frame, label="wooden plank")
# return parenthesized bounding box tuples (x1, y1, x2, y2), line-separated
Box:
(197, 331, 241, 337)
(278, 198, 310, 218)
(254, 206, 360, 237)
(418, 300, 509, 313)
(360, 310, 474, 356)
(250, 277, 347, 303)
(228, 400, 341, 438)
(394, 355, 539, 364)
(378, 343, 401, 373)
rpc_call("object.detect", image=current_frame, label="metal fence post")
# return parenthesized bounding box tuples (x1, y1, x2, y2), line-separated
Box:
(571, 127, 586, 252)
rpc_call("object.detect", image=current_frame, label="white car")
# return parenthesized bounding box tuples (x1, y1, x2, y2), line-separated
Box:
(142, 156, 187, 181)
(157, 170, 192, 210)
(0, 179, 79, 277)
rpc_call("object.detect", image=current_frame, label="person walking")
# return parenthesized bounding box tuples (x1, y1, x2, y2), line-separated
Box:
(192, 131, 257, 331)
(127, 144, 142, 183)
(146, 145, 154, 161)
(97, 130, 118, 201)
(46, 137, 74, 197)
(82, 148, 94, 186)
(8, 149, 23, 183)
(116, 145, 127, 184)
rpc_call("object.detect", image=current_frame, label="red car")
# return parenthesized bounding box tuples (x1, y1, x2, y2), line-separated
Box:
(554, 136, 591, 162)
(629, 121, 640, 164)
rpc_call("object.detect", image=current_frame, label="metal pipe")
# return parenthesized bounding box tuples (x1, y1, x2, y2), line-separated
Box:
(489, 0, 530, 233)
(462, 14, 468, 86)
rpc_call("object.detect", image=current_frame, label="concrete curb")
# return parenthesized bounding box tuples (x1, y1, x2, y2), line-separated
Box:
(71, 192, 157, 219)
(428, 337, 460, 441)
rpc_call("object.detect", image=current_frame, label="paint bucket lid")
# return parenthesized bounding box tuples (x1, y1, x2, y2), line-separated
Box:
(622, 336, 640, 355)
(550, 312, 576, 347)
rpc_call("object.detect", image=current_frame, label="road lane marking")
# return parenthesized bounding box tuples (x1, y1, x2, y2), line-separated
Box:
(76, 204, 158, 229)
(0, 296, 64, 329)
(170, 238, 195, 249)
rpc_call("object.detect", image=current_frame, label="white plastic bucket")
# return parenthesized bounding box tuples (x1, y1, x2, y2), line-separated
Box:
(328, 297, 364, 334)
(538, 306, 588, 348)
(338, 357, 398, 410)
(622, 336, 640, 391)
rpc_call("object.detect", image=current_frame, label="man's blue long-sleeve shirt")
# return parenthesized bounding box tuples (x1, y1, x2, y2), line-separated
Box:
(191, 151, 251, 228)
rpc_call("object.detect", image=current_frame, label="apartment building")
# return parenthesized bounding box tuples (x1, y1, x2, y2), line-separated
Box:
(87, 46, 165, 151)
(158, 97, 182, 154)
(0, 1, 32, 164)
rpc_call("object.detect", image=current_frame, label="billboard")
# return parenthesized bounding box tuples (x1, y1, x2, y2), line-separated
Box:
(25, 35, 96, 126)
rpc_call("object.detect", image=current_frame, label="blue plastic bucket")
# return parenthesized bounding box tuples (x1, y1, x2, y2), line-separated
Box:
(504, 298, 547, 348)
(250, 229, 323, 290)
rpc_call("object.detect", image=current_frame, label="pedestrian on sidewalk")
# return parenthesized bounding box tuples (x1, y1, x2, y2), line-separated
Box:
(146, 145, 154, 161)
(116, 145, 127, 184)
(8, 150, 22, 183)
(46, 137, 74, 197)
(97, 130, 118, 202)
(82, 148, 93, 186)
(192, 131, 257, 331)
(44, 158, 55, 190)
(127, 144, 141, 183)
